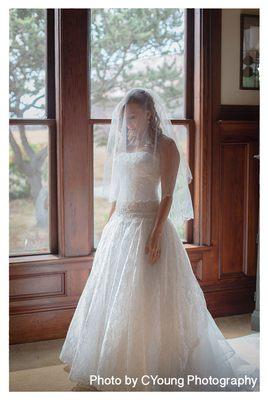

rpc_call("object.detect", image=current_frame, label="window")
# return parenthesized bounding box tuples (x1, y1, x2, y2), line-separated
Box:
(90, 9, 185, 119)
(9, 9, 57, 256)
(89, 9, 194, 246)
(93, 124, 111, 246)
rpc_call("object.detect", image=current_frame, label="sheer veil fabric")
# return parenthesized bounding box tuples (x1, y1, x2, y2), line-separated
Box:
(101, 87, 194, 228)
(59, 88, 259, 392)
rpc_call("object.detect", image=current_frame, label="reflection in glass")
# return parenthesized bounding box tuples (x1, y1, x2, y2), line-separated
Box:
(9, 125, 50, 255)
(90, 9, 185, 119)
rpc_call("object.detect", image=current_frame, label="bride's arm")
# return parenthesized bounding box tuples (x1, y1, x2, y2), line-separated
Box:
(145, 138, 180, 264)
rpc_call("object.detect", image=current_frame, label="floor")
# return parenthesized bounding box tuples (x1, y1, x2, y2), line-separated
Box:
(9, 313, 259, 392)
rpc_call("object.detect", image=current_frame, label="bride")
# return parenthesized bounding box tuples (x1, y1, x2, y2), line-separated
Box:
(59, 87, 258, 391)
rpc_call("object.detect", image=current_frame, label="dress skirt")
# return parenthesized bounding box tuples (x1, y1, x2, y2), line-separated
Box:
(59, 203, 258, 391)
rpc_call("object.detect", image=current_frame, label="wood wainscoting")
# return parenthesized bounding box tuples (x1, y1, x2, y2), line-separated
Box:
(10, 255, 93, 344)
(205, 119, 259, 318)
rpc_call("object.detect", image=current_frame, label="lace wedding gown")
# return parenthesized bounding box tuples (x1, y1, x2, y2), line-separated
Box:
(59, 150, 259, 392)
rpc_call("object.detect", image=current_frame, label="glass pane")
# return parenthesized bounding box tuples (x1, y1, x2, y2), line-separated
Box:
(90, 9, 185, 119)
(93, 124, 190, 246)
(9, 125, 50, 255)
(93, 125, 111, 247)
(172, 124, 189, 242)
(9, 9, 46, 119)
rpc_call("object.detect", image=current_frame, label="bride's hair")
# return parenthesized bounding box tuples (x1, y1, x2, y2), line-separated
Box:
(119, 89, 163, 147)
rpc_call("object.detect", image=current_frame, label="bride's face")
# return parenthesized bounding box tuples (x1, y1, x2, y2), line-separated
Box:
(125, 102, 150, 137)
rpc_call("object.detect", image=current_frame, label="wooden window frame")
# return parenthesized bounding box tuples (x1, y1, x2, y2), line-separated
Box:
(9, 9, 58, 258)
(9, 8, 218, 265)
(88, 9, 195, 246)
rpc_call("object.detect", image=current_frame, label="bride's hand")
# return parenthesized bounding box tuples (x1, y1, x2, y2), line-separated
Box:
(145, 230, 162, 265)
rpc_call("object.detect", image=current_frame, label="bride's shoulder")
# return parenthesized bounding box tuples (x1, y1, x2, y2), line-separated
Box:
(158, 134, 179, 158)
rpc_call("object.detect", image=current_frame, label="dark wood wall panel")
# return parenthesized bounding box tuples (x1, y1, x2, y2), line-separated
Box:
(10, 256, 93, 344)
(10, 272, 65, 300)
(216, 121, 259, 281)
(220, 143, 248, 276)
(205, 285, 256, 317)
(220, 105, 259, 121)
(10, 257, 92, 310)
(10, 308, 75, 344)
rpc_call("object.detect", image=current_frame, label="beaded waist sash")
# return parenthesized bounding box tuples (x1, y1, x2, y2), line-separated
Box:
(114, 201, 159, 218)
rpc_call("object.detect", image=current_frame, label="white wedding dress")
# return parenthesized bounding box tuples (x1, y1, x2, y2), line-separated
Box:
(59, 150, 259, 392)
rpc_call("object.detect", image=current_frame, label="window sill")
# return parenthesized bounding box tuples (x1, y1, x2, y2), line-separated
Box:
(184, 244, 212, 252)
(9, 253, 95, 266)
(9, 244, 212, 266)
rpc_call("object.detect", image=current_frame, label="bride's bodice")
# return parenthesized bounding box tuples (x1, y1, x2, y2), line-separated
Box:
(114, 151, 161, 215)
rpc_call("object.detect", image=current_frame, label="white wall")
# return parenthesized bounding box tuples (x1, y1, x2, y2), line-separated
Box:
(221, 8, 259, 105)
